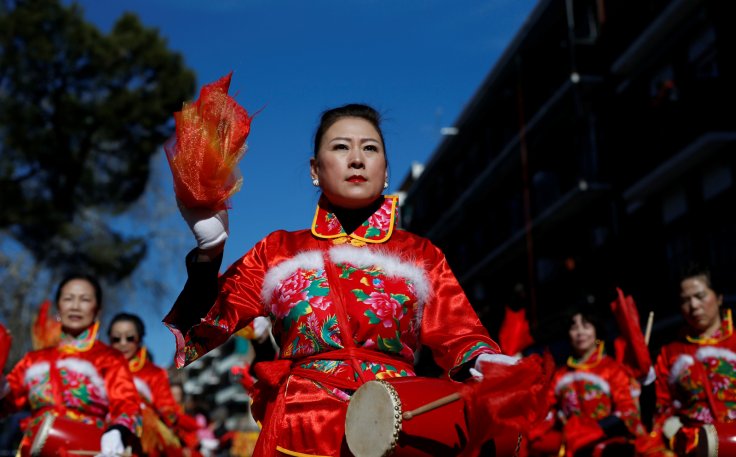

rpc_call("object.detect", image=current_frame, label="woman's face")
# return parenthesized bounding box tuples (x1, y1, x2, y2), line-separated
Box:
(680, 276, 722, 334)
(109, 321, 141, 360)
(57, 279, 98, 337)
(569, 313, 597, 357)
(310, 117, 387, 210)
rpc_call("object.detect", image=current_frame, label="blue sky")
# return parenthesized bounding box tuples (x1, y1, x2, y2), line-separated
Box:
(71, 0, 538, 365)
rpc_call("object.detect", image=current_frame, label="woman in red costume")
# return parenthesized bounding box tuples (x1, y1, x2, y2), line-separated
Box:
(108, 313, 201, 457)
(164, 103, 515, 457)
(653, 266, 736, 456)
(528, 308, 668, 457)
(0, 273, 142, 456)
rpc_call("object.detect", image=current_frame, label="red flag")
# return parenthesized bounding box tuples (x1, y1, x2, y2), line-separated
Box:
(0, 322, 11, 371)
(498, 306, 534, 356)
(610, 288, 652, 381)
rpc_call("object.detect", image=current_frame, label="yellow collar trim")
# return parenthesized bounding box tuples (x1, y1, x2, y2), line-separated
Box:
(567, 341, 605, 370)
(310, 195, 398, 245)
(129, 346, 147, 372)
(686, 309, 733, 345)
(58, 321, 99, 354)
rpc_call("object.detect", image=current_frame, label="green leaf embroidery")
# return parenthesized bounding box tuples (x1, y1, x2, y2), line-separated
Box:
(305, 278, 329, 297)
(365, 226, 381, 238)
(391, 293, 409, 305)
(352, 289, 370, 301)
(365, 309, 382, 325)
(377, 334, 403, 353)
(283, 301, 312, 330)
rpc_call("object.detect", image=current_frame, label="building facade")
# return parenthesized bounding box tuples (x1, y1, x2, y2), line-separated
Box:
(400, 0, 736, 350)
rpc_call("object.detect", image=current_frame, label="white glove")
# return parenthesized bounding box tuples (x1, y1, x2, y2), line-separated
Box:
(177, 200, 229, 250)
(253, 316, 272, 343)
(662, 416, 684, 440)
(200, 437, 220, 451)
(469, 353, 520, 380)
(96, 429, 124, 457)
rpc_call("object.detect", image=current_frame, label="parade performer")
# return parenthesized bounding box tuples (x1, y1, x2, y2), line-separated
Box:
(108, 313, 200, 457)
(653, 266, 736, 456)
(528, 308, 668, 457)
(0, 273, 141, 456)
(164, 95, 547, 456)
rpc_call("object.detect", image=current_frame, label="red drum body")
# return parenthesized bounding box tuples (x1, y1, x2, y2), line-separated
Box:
(23, 414, 103, 457)
(345, 377, 469, 457)
(698, 423, 736, 457)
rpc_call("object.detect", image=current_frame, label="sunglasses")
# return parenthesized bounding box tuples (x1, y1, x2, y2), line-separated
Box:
(110, 335, 138, 344)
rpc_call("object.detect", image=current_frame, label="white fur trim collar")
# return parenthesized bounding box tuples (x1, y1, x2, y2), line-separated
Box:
(555, 371, 611, 396)
(669, 354, 694, 385)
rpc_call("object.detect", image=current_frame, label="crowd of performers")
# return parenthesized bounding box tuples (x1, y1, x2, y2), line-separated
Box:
(0, 274, 222, 457)
(1, 93, 735, 457)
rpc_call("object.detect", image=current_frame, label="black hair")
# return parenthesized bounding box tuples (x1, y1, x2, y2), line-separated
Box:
(566, 298, 605, 340)
(107, 312, 146, 341)
(55, 272, 103, 310)
(678, 262, 719, 294)
(312, 103, 387, 164)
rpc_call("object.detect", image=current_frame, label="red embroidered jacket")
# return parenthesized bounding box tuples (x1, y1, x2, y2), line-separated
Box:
(164, 195, 499, 456)
(654, 310, 736, 428)
(1, 322, 141, 450)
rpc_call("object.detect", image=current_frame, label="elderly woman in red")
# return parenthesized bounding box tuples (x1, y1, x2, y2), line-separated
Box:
(108, 312, 200, 457)
(653, 266, 736, 456)
(0, 273, 141, 456)
(164, 103, 511, 457)
(528, 308, 667, 457)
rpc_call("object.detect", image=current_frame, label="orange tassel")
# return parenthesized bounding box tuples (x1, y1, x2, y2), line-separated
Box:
(165, 72, 253, 210)
(31, 299, 61, 350)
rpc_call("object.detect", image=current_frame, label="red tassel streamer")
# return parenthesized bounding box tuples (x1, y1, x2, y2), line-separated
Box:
(165, 72, 253, 210)
(464, 353, 555, 456)
(610, 288, 652, 380)
(498, 306, 534, 356)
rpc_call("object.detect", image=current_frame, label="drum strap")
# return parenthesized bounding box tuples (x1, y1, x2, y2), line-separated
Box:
(48, 351, 66, 416)
(320, 252, 368, 383)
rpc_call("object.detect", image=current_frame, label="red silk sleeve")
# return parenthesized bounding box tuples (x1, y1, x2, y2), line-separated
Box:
(606, 361, 646, 436)
(165, 237, 272, 367)
(418, 242, 499, 375)
(652, 346, 675, 434)
(101, 350, 142, 434)
(149, 366, 180, 427)
(1, 354, 31, 414)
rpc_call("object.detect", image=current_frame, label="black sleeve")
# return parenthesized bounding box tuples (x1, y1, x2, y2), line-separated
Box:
(166, 248, 223, 333)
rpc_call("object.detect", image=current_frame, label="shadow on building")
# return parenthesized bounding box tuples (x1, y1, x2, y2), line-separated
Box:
(400, 0, 736, 363)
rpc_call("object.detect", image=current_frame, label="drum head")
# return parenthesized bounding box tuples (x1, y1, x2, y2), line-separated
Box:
(30, 415, 55, 457)
(345, 381, 402, 457)
(698, 424, 718, 457)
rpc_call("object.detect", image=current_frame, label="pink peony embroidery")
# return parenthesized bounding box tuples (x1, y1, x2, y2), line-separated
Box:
(365, 292, 403, 328)
(326, 215, 342, 233)
(311, 295, 331, 311)
(273, 273, 311, 318)
(369, 203, 392, 231)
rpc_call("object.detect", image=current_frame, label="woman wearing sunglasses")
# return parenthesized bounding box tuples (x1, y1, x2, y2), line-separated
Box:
(108, 313, 201, 457)
(0, 273, 142, 456)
